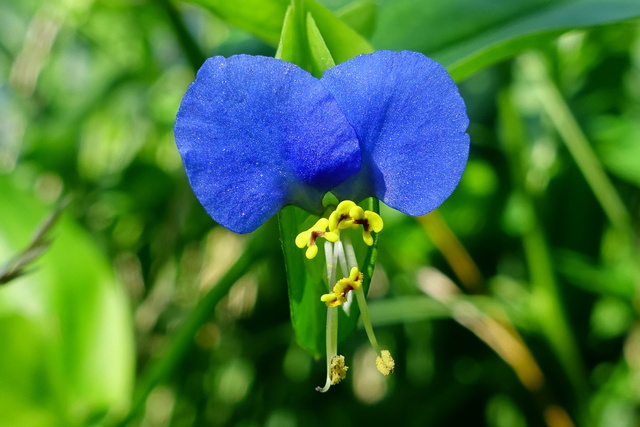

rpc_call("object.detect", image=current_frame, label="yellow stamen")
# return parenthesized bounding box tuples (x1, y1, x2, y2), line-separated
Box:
(329, 355, 348, 385)
(328, 200, 357, 233)
(375, 350, 395, 376)
(320, 267, 363, 307)
(327, 200, 383, 245)
(361, 211, 384, 246)
(295, 218, 338, 259)
(320, 292, 346, 307)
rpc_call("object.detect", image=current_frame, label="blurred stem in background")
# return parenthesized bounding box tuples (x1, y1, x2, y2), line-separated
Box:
(419, 172, 579, 426)
(418, 209, 485, 294)
(118, 231, 270, 426)
(417, 268, 575, 427)
(518, 52, 632, 236)
(500, 71, 590, 423)
(158, 0, 206, 71)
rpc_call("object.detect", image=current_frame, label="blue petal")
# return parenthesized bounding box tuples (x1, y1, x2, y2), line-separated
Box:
(321, 50, 470, 216)
(175, 55, 360, 233)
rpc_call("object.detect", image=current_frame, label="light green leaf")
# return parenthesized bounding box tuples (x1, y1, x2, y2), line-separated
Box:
(306, 12, 336, 76)
(303, 0, 373, 62)
(592, 115, 640, 188)
(371, 0, 640, 80)
(275, 2, 309, 68)
(0, 177, 134, 426)
(189, 0, 288, 46)
(190, 0, 373, 63)
(336, 0, 378, 39)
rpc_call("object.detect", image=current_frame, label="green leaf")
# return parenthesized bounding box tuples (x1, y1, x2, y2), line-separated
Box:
(367, 296, 450, 326)
(275, 2, 310, 68)
(0, 177, 134, 426)
(371, 0, 640, 80)
(303, 0, 374, 62)
(280, 200, 379, 357)
(592, 115, 640, 188)
(306, 12, 336, 76)
(189, 0, 288, 46)
(190, 0, 373, 63)
(336, 0, 378, 39)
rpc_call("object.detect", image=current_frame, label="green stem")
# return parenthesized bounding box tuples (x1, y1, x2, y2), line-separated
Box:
(316, 306, 338, 392)
(341, 235, 358, 271)
(158, 0, 206, 72)
(523, 224, 589, 406)
(499, 88, 588, 420)
(355, 287, 381, 354)
(518, 52, 631, 234)
(117, 236, 267, 426)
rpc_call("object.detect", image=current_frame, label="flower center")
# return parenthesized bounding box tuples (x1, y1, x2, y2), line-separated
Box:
(295, 200, 394, 392)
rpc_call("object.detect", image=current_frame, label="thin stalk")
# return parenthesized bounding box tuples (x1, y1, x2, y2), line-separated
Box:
(316, 306, 338, 392)
(158, 0, 206, 72)
(334, 240, 349, 276)
(342, 235, 358, 270)
(523, 224, 589, 406)
(499, 88, 588, 421)
(518, 52, 631, 234)
(354, 287, 381, 354)
(324, 240, 335, 288)
(418, 209, 485, 293)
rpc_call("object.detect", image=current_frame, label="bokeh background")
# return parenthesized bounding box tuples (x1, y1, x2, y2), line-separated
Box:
(1, 0, 640, 426)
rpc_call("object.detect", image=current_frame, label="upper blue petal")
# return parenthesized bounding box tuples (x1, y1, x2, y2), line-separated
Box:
(321, 50, 470, 216)
(175, 55, 361, 233)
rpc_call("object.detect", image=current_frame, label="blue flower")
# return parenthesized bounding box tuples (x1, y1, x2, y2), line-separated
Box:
(175, 50, 469, 233)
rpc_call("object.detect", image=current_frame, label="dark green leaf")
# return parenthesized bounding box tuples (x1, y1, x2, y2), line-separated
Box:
(371, 0, 640, 80)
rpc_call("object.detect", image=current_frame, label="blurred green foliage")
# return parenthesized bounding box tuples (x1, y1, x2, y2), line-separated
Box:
(1, 0, 640, 426)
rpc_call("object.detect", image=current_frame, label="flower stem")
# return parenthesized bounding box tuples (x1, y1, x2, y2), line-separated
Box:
(355, 287, 381, 355)
(324, 240, 335, 286)
(334, 240, 349, 275)
(518, 52, 631, 235)
(316, 306, 339, 392)
(342, 235, 358, 270)
(317, 240, 341, 392)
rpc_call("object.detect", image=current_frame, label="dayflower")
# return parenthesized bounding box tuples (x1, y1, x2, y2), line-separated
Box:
(175, 49, 469, 392)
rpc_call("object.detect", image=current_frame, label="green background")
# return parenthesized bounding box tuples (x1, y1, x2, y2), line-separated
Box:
(1, 0, 640, 425)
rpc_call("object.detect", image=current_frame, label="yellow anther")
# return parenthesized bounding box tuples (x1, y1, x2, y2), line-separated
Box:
(349, 205, 365, 220)
(328, 200, 357, 232)
(320, 267, 363, 307)
(360, 211, 384, 246)
(295, 218, 338, 259)
(327, 200, 383, 245)
(375, 350, 395, 376)
(329, 355, 348, 385)
(320, 291, 346, 307)
(338, 267, 363, 292)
